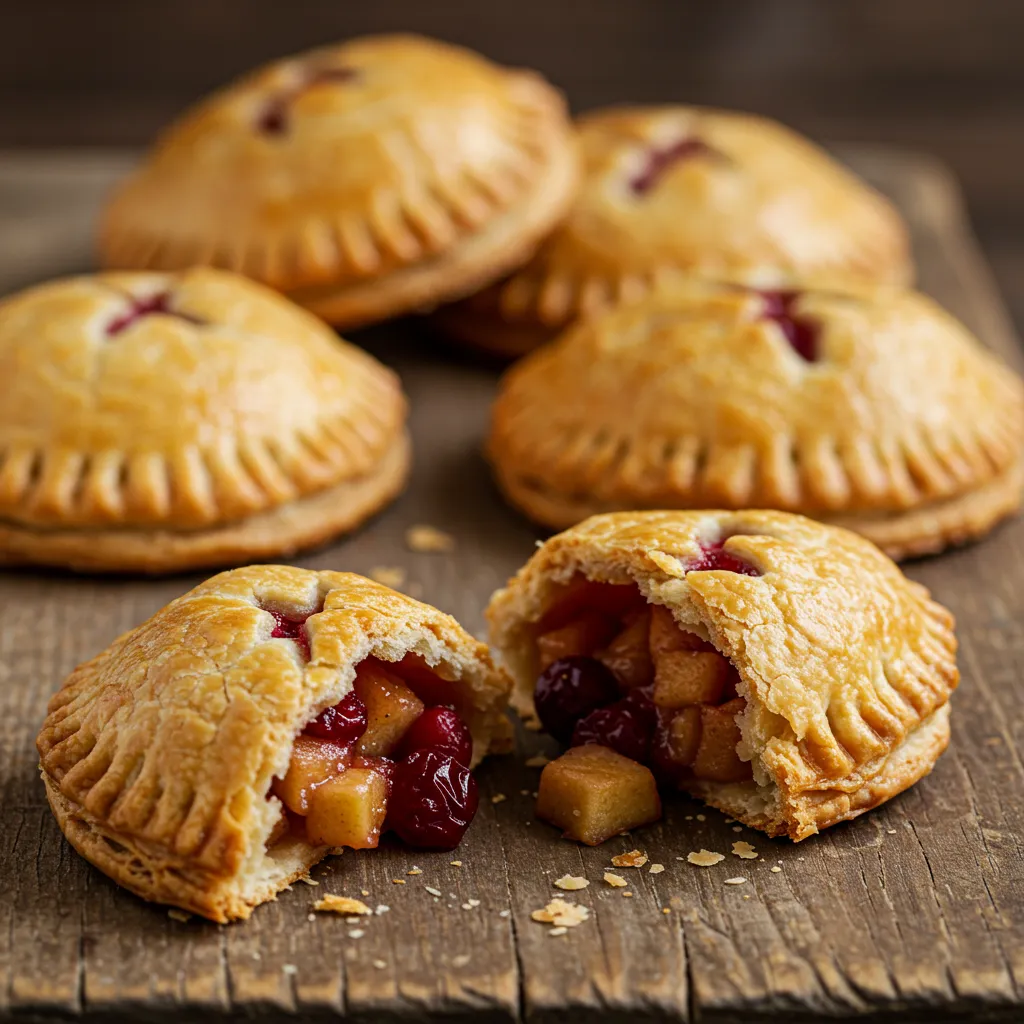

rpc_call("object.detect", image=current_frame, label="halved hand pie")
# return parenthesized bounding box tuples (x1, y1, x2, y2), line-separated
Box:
(436, 105, 912, 357)
(487, 510, 958, 843)
(100, 34, 577, 329)
(488, 280, 1024, 558)
(0, 267, 409, 573)
(37, 567, 512, 921)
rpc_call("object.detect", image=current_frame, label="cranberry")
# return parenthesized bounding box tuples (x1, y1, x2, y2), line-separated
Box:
(105, 292, 205, 337)
(257, 66, 358, 135)
(270, 611, 312, 660)
(571, 697, 655, 763)
(630, 137, 716, 195)
(687, 540, 760, 577)
(757, 290, 819, 362)
(305, 691, 367, 744)
(387, 750, 479, 850)
(535, 656, 621, 743)
(396, 706, 473, 766)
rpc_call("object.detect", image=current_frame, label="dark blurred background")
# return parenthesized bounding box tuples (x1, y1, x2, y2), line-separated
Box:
(2, 0, 1022, 325)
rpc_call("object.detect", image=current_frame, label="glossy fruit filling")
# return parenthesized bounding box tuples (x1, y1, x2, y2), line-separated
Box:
(257, 65, 358, 135)
(105, 291, 205, 337)
(757, 289, 819, 362)
(629, 136, 715, 195)
(269, 655, 478, 852)
(532, 569, 756, 845)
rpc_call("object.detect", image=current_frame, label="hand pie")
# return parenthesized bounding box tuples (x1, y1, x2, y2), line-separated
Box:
(99, 34, 577, 329)
(488, 280, 1024, 559)
(37, 566, 512, 922)
(0, 267, 409, 573)
(486, 510, 958, 843)
(436, 105, 912, 357)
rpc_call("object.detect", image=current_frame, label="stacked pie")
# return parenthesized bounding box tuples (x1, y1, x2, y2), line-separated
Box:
(488, 280, 1024, 558)
(437, 105, 912, 357)
(100, 34, 577, 329)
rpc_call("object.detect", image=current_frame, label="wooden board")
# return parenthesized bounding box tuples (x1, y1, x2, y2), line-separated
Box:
(0, 148, 1022, 1023)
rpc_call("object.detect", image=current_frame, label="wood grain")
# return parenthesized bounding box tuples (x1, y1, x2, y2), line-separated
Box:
(0, 149, 1022, 1022)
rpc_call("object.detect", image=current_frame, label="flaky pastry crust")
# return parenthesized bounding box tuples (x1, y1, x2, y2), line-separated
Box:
(487, 511, 958, 840)
(488, 280, 1024, 558)
(100, 34, 578, 328)
(37, 567, 512, 922)
(0, 267, 409, 572)
(437, 105, 912, 355)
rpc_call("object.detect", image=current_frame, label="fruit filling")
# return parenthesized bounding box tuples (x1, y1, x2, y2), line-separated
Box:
(269, 656, 479, 852)
(256, 65, 358, 135)
(757, 289, 819, 362)
(105, 291, 205, 337)
(532, 571, 755, 845)
(629, 136, 716, 196)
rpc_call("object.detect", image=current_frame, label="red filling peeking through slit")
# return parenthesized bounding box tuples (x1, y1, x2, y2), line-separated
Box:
(268, 655, 478, 852)
(532, 569, 756, 845)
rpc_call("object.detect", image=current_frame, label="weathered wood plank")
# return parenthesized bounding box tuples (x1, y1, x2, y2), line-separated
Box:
(0, 148, 1022, 1023)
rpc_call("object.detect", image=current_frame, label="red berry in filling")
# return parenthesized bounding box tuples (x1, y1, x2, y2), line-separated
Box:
(304, 691, 368, 744)
(571, 697, 655, 763)
(630, 137, 716, 195)
(105, 292, 205, 337)
(387, 750, 479, 850)
(270, 611, 312, 660)
(687, 540, 760, 577)
(757, 289, 819, 362)
(535, 656, 621, 743)
(396, 706, 473, 766)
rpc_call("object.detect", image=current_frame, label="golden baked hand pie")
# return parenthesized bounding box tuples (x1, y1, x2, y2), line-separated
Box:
(487, 511, 957, 843)
(435, 105, 912, 357)
(0, 267, 409, 573)
(100, 34, 577, 329)
(488, 280, 1024, 558)
(37, 566, 512, 922)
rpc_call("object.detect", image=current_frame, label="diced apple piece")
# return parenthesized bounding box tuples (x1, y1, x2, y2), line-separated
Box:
(652, 650, 729, 707)
(649, 605, 714, 657)
(597, 611, 654, 689)
(538, 576, 644, 631)
(271, 736, 350, 815)
(394, 651, 462, 708)
(304, 766, 390, 849)
(536, 613, 617, 670)
(692, 698, 752, 782)
(651, 705, 703, 782)
(354, 661, 425, 757)
(536, 744, 662, 846)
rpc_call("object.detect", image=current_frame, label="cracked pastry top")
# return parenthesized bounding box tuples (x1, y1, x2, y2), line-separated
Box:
(0, 267, 409, 573)
(486, 510, 958, 842)
(99, 34, 578, 329)
(435, 105, 913, 357)
(37, 566, 513, 922)
(488, 279, 1024, 559)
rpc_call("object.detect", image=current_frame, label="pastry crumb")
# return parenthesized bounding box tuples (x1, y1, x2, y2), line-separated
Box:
(603, 871, 629, 888)
(724, 877, 747, 886)
(499, 909, 511, 918)
(771, 866, 783, 873)
(887, 829, 898, 834)
(406, 524, 455, 553)
(531, 898, 590, 928)
(452, 953, 471, 967)
(298, 874, 319, 886)
(554, 874, 589, 891)
(611, 849, 648, 868)
(425, 886, 443, 897)
(622, 891, 634, 898)
(407, 867, 422, 875)
(732, 841, 758, 860)
(649, 863, 665, 874)
(687, 850, 725, 867)
(167, 908, 192, 923)
(491, 793, 507, 804)
(662, 907, 671, 914)
(282, 964, 297, 975)
(392, 879, 406, 885)
(375, 904, 390, 915)
(524, 754, 550, 767)
(348, 929, 365, 939)
(361, 889, 370, 896)
(369, 566, 406, 589)
(549, 926, 568, 937)
(696, 814, 706, 821)
(450, 860, 462, 867)
(373, 959, 387, 970)
(731, 825, 743, 832)
(314, 894, 372, 916)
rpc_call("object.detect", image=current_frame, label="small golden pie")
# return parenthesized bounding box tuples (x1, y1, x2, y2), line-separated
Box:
(436, 105, 912, 357)
(37, 566, 512, 922)
(487, 510, 958, 842)
(488, 280, 1024, 559)
(0, 267, 409, 573)
(99, 34, 578, 329)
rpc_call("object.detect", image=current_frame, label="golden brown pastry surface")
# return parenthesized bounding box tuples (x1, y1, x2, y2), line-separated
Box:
(487, 510, 958, 840)
(38, 567, 512, 922)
